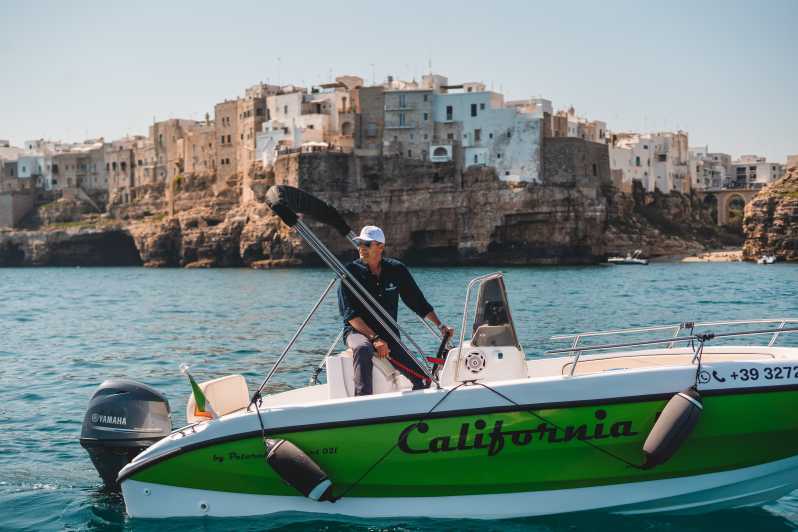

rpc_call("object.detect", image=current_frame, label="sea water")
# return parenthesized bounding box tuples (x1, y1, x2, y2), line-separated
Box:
(1, 263, 797, 531)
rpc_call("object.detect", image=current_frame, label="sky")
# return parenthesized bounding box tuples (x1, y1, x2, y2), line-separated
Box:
(1, 0, 796, 161)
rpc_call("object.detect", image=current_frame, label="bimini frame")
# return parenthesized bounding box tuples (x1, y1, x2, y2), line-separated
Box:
(251, 186, 443, 404)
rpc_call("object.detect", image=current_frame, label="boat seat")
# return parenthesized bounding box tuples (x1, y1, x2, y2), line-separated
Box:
(186, 374, 250, 423)
(472, 324, 516, 347)
(325, 349, 413, 399)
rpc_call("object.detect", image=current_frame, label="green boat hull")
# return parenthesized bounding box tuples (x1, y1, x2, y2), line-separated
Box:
(128, 389, 798, 498)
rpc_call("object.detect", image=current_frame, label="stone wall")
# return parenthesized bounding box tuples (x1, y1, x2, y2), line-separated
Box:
(0, 190, 35, 228)
(274, 152, 352, 192)
(541, 137, 611, 187)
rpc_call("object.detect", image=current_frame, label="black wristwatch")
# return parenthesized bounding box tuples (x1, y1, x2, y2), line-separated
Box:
(368, 334, 380, 342)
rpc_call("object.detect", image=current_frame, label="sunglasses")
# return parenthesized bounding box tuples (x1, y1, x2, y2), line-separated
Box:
(356, 240, 381, 248)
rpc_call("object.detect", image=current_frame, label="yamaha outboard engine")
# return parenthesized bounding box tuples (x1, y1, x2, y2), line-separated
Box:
(80, 379, 171, 489)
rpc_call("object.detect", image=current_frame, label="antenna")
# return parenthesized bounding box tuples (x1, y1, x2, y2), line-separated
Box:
(370, 63, 375, 85)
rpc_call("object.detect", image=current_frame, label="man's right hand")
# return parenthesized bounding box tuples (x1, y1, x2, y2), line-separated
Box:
(373, 338, 390, 358)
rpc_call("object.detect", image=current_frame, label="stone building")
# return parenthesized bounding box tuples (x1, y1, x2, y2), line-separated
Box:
(184, 120, 215, 175)
(105, 137, 138, 203)
(256, 76, 363, 169)
(133, 138, 157, 187)
(150, 118, 203, 183)
(236, 83, 280, 177)
(548, 107, 607, 144)
(51, 140, 106, 192)
(383, 85, 434, 160)
(355, 86, 385, 155)
(214, 100, 239, 182)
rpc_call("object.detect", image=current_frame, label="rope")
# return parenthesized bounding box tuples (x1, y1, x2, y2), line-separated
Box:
(471, 381, 646, 470)
(334, 382, 466, 499)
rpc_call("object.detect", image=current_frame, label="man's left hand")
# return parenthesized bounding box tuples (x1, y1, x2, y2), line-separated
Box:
(439, 324, 454, 337)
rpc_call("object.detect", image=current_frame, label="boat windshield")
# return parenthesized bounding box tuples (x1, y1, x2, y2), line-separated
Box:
(471, 275, 520, 348)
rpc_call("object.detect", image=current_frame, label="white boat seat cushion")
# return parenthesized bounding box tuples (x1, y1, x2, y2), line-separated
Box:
(326, 349, 413, 399)
(186, 374, 250, 423)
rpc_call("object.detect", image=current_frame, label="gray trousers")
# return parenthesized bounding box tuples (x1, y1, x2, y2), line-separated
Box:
(346, 333, 425, 396)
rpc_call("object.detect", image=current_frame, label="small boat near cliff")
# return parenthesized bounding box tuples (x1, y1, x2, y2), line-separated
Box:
(757, 255, 777, 265)
(608, 249, 649, 265)
(80, 186, 798, 519)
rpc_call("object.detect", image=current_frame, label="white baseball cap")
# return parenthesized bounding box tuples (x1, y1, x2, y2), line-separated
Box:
(354, 225, 385, 244)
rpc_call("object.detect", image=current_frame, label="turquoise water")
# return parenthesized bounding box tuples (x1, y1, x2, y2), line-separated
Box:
(1, 263, 798, 531)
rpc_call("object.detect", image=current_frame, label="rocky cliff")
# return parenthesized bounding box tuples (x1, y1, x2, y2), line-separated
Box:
(604, 181, 742, 259)
(743, 165, 798, 261)
(0, 149, 735, 267)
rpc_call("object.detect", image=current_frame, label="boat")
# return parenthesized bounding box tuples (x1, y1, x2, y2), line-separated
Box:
(608, 249, 649, 265)
(79, 186, 798, 519)
(757, 255, 777, 265)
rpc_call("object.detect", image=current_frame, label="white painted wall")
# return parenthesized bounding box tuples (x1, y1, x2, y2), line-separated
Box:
(432, 91, 541, 182)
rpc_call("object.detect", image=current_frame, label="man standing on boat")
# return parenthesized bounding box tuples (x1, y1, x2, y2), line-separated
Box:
(338, 225, 452, 396)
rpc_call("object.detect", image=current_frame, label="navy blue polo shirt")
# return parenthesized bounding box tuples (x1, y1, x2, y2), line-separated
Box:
(338, 257, 433, 341)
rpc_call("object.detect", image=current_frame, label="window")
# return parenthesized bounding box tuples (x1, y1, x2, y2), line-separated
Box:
(399, 94, 407, 108)
(227, 135, 231, 143)
(423, 94, 428, 102)
(308, 124, 314, 130)
(220, 135, 225, 144)
(366, 122, 377, 137)
(447, 133, 454, 140)
(423, 134, 428, 140)
(471, 103, 477, 117)
(283, 105, 288, 114)
(480, 103, 485, 110)
(489, 132, 493, 139)
(657, 154, 667, 162)
(423, 113, 428, 121)
(422, 150, 427, 160)
(474, 154, 478, 163)
(408, 149, 412, 157)
(497, 153, 501, 159)
(635, 156, 641, 167)
(399, 112, 406, 126)
(474, 129, 481, 143)
(592, 163, 597, 176)
(446, 105, 453, 121)
(410, 133, 414, 140)
(112, 162, 117, 170)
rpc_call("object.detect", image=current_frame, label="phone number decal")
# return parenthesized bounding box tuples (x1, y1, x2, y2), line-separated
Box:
(702, 366, 798, 383)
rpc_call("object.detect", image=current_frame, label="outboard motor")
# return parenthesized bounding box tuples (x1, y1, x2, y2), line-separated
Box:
(80, 379, 171, 488)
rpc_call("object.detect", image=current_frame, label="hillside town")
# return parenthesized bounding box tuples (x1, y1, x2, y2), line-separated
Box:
(2, 72, 795, 218)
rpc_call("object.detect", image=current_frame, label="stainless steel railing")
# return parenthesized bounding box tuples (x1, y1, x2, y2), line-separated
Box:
(548, 318, 798, 377)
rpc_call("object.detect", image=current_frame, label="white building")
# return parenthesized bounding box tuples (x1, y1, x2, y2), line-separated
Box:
(729, 155, 784, 189)
(611, 131, 690, 193)
(688, 147, 731, 190)
(432, 83, 542, 182)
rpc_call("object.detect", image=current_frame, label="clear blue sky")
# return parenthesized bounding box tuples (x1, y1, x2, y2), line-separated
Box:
(1, 0, 796, 161)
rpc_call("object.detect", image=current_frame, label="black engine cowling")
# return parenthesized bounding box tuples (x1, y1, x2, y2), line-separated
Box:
(80, 379, 171, 488)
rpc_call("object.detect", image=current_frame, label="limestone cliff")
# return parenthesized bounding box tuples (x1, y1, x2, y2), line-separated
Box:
(743, 165, 798, 262)
(604, 181, 742, 259)
(0, 149, 735, 267)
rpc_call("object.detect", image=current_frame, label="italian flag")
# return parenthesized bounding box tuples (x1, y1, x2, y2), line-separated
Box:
(181, 364, 217, 419)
